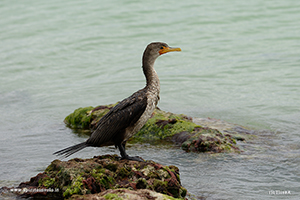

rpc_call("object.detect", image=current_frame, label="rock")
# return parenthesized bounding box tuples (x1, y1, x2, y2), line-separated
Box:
(69, 188, 183, 200)
(193, 117, 257, 141)
(12, 155, 187, 199)
(64, 104, 247, 153)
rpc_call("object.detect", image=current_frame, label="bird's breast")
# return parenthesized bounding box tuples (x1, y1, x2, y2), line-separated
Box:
(124, 90, 159, 141)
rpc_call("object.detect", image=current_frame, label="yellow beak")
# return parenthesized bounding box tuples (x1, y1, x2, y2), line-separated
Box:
(159, 46, 181, 55)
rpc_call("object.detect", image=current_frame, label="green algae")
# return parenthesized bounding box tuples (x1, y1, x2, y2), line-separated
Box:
(38, 176, 56, 189)
(63, 103, 243, 153)
(99, 189, 184, 200)
(104, 193, 123, 200)
(63, 175, 84, 197)
(132, 109, 200, 143)
(152, 179, 168, 194)
(105, 163, 118, 172)
(136, 178, 148, 189)
(21, 155, 187, 199)
(90, 168, 115, 190)
(64, 103, 118, 130)
(45, 159, 62, 172)
(64, 106, 94, 129)
(116, 166, 132, 179)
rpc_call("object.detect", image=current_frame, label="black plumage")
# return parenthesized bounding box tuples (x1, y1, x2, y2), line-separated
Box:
(54, 42, 181, 161)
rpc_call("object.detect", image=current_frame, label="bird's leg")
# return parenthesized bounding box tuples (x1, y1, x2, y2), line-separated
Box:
(118, 143, 128, 158)
(117, 143, 144, 162)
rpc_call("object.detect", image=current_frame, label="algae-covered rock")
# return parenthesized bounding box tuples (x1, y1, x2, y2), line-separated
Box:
(64, 106, 94, 129)
(133, 109, 199, 142)
(179, 128, 239, 153)
(69, 188, 184, 200)
(15, 155, 187, 199)
(64, 104, 243, 153)
(193, 117, 257, 142)
(64, 103, 117, 130)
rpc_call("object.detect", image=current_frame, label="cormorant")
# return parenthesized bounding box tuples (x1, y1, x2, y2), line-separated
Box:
(53, 42, 181, 161)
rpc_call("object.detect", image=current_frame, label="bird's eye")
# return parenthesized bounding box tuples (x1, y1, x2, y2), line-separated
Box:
(160, 46, 164, 49)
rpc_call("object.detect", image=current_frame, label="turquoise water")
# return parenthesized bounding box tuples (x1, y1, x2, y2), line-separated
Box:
(1, 1, 300, 199)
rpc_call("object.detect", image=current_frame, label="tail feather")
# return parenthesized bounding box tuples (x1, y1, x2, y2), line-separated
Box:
(53, 142, 88, 158)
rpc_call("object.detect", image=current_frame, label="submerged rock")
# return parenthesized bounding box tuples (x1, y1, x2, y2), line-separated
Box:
(64, 104, 248, 153)
(14, 155, 187, 199)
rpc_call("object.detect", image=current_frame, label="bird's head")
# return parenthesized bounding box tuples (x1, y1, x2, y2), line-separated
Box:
(143, 42, 181, 64)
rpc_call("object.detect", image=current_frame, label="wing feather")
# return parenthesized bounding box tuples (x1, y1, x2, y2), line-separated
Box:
(86, 90, 147, 146)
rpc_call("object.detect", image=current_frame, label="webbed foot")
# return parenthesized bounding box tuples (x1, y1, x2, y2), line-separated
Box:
(117, 143, 144, 162)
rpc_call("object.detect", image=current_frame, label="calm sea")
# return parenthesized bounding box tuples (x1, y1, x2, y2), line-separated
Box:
(1, 1, 299, 199)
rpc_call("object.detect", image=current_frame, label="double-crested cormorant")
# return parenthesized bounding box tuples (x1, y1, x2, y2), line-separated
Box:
(54, 42, 181, 161)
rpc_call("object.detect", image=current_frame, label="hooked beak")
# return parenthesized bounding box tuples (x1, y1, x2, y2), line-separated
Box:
(159, 46, 181, 55)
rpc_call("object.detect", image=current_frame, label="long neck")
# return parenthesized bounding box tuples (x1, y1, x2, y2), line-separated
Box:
(142, 56, 160, 92)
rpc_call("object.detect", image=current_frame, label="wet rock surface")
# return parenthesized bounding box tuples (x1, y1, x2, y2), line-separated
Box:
(7, 155, 187, 199)
(69, 188, 184, 200)
(64, 104, 255, 153)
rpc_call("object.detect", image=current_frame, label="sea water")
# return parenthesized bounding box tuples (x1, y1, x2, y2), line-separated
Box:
(0, 1, 299, 199)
